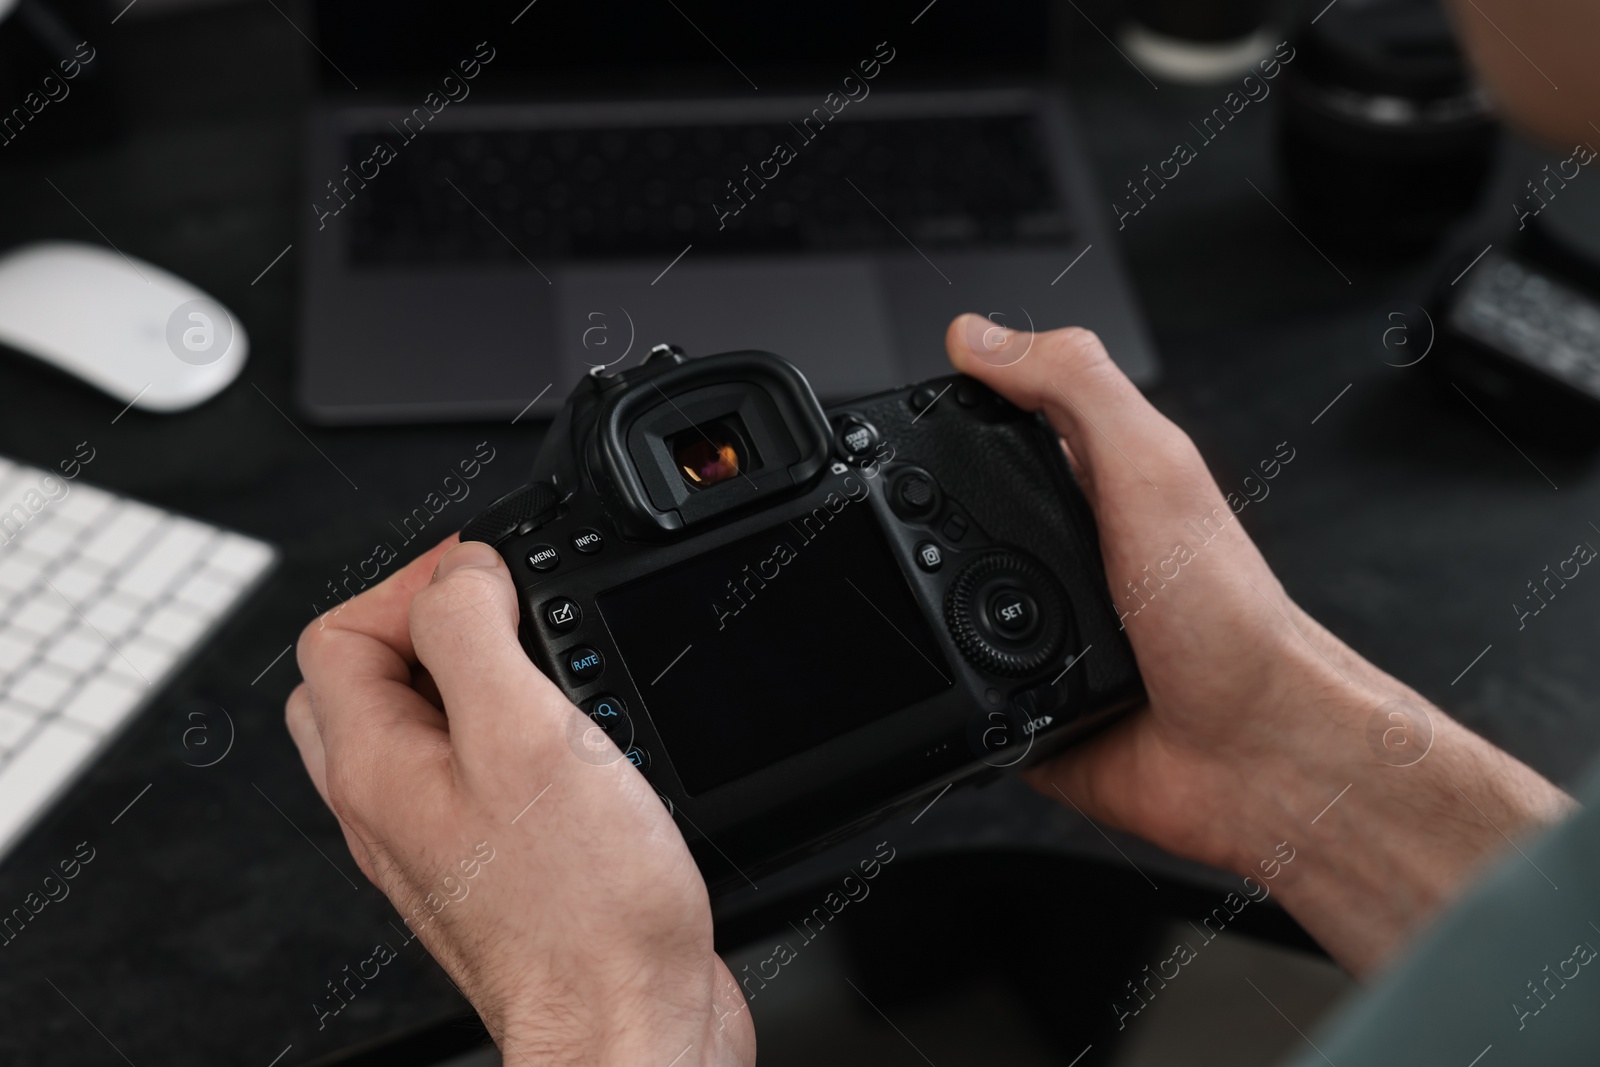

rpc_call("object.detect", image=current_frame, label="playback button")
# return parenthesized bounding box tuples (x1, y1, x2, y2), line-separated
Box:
(583, 694, 629, 736)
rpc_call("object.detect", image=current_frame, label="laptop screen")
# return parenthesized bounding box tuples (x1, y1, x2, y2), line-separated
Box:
(312, 0, 1052, 95)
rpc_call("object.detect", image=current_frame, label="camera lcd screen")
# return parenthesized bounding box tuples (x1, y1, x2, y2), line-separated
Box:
(596, 495, 953, 795)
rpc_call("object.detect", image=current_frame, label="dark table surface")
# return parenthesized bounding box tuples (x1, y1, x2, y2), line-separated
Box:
(2, 3, 1597, 1064)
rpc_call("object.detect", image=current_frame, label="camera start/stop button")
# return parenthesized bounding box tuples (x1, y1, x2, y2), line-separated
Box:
(834, 416, 879, 460)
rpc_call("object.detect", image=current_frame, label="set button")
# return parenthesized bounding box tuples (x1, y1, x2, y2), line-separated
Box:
(988, 590, 1038, 638)
(527, 544, 560, 572)
(565, 646, 604, 682)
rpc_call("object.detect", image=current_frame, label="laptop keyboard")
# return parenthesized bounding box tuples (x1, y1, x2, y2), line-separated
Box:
(344, 113, 1072, 264)
(0, 458, 275, 858)
(1450, 252, 1600, 401)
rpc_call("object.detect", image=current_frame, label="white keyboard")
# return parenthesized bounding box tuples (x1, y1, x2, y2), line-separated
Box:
(0, 457, 275, 859)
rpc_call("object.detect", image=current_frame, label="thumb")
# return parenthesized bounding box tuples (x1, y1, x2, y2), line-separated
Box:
(409, 541, 566, 749)
(944, 314, 1185, 493)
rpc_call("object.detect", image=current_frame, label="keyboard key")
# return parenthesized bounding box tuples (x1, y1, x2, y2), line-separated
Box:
(49, 560, 105, 603)
(117, 522, 213, 599)
(174, 570, 239, 614)
(104, 647, 155, 684)
(120, 637, 178, 683)
(210, 534, 274, 581)
(84, 593, 143, 641)
(44, 627, 107, 673)
(14, 515, 78, 559)
(142, 604, 208, 648)
(12, 589, 72, 638)
(0, 631, 36, 674)
(0, 706, 36, 751)
(61, 676, 145, 733)
(0, 509, 34, 546)
(80, 505, 164, 568)
(0, 554, 41, 595)
(9, 663, 75, 712)
(0, 721, 97, 854)
(55, 483, 115, 525)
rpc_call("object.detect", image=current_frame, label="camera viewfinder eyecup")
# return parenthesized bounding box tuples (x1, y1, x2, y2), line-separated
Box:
(590, 351, 833, 538)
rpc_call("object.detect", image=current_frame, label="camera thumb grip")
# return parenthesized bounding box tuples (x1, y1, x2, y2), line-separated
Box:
(945, 315, 1154, 473)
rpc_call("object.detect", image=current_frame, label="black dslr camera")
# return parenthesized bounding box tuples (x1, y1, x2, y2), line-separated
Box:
(464, 345, 1142, 888)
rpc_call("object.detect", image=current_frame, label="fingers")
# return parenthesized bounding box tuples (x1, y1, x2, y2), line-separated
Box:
(945, 314, 1193, 492)
(309, 534, 461, 665)
(295, 540, 457, 828)
(295, 533, 459, 754)
(285, 684, 328, 805)
(1020, 731, 1125, 829)
(408, 541, 568, 763)
(285, 682, 382, 885)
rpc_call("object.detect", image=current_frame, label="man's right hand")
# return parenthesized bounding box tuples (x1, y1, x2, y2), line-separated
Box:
(945, 314, 1573, 975)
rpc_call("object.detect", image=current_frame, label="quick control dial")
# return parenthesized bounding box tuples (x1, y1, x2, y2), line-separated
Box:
(944, 549, 1067, 676)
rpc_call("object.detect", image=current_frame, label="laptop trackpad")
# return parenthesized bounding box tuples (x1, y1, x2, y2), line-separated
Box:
(555, 258, 896, 401)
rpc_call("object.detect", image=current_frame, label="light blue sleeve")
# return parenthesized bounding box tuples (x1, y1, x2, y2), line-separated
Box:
(1284, 767, 1600, 1067)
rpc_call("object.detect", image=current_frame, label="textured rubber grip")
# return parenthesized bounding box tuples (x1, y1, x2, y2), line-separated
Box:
(852, 376, 1138, 698)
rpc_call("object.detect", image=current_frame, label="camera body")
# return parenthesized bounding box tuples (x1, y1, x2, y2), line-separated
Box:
(464, 346, 1142, 889)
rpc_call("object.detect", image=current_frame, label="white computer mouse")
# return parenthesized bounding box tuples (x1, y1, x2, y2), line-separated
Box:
(0, 240, 248, 413)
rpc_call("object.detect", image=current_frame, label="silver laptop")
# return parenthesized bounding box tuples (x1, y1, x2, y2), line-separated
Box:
(297, 0, 1159, 424)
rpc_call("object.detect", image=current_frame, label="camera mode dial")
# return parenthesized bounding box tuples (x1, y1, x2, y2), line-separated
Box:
(944, 550, 1066, 676)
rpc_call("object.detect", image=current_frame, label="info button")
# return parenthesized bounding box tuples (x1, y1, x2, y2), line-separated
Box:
(571, 528, 605, 554)
(565, 646, 604, 682)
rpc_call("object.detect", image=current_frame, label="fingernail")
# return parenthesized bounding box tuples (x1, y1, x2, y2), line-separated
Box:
(959, 313, 1014, 355)
(433, 541, 501, 581)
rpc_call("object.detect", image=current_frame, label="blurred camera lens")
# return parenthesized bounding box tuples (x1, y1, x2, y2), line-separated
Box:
(671, 422, 744, 489)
